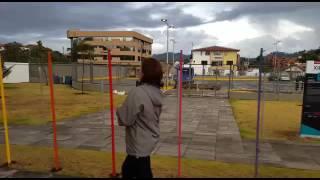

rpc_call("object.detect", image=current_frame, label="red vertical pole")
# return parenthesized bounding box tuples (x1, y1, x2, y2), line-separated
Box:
(47, 51, 61, 171)
(178, 50, 183, 177)
(107, 49, 117, 177)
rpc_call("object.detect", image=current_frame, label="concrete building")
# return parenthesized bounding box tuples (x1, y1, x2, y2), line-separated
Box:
(67, 29, 153, 66)
(3, 62, 29, 83)
(190, 46, 240, 76)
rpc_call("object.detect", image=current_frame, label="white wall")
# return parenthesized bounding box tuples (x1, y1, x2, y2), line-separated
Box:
(192, 51, 210, 75)
(3, 62, 29, 83)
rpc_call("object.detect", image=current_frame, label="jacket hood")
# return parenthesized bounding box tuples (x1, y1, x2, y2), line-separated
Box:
(139, 84, 164, 107)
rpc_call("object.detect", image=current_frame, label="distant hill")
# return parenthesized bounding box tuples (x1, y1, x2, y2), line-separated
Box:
(152, 52, 190, 63)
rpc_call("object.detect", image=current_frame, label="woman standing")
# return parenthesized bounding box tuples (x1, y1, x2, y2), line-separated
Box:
(116, 58, 164, 178)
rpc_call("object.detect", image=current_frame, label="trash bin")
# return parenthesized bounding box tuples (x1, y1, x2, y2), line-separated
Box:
(53, 75, 59, 84)
(65, 76, 72, 85)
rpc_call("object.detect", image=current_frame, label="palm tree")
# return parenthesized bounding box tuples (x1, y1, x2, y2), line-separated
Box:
(72, 40, 94, 94)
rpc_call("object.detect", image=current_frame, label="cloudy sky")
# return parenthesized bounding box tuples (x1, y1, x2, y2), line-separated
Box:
(0, 2, 320, 57)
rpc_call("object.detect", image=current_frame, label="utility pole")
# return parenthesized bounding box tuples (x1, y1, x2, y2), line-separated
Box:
(255, 48, 263, 178)
(189, 42, 193, 89)
(171, 39, 176, 65)
(171, 39, 176, 86)
(273, 40, 281, 98)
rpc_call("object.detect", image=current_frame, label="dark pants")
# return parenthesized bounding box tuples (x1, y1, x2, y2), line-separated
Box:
(121, 155, 153, 179)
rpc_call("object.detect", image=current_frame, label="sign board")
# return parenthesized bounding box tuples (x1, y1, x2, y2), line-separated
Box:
(306, 60, 320, 74)
(300, 60, 320, 138)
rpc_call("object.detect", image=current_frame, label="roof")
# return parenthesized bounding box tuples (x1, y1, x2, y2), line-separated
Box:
(192, 46, 240, 52)
(67, 29, 153, 43)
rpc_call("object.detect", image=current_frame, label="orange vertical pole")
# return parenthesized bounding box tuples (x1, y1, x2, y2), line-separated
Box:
(47, 51, 61, 172)
(107, 49, 118, 177)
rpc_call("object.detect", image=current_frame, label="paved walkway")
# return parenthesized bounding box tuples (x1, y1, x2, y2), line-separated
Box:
(1, 96, 320, 171)
(0, 167, 74, 178)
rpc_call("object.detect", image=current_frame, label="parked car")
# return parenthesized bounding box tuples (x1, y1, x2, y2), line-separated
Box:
(268, 74, 278, 81)
(280, 74, 290, 81)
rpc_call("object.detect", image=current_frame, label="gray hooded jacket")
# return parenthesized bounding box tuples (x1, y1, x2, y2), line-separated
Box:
(116, 84, 164, 157)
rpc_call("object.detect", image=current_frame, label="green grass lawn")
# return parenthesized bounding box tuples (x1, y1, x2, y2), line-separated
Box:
(1, 144, 320, 178)
(230, 99, 320, 143)
(0, 83, 126, 125)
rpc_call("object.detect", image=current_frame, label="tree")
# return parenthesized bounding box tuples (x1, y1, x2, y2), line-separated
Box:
(2, 42, 29, 62)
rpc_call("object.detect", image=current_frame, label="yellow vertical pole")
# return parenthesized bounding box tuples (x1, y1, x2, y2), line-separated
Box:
(0, 55, 12, 165)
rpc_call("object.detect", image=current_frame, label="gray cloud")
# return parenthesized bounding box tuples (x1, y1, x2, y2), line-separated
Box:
(211, 2, 320, 22)
(0, 2, 203, 36)
(229, 29, 320, 58)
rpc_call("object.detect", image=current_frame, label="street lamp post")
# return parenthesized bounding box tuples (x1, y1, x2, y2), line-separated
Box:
(161, 19, 174, 90)
(170, 39, 176, 65)
(170, 39, 176, 86)
(273, 40, 281, 98)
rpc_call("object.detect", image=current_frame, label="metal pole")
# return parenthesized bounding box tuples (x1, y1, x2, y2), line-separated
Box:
(47, 51, 61, 172)
(107, 49, 118, 177)
(172, 40, 175, 86)
(215, 66, 218, 97)
(177, 50, 183, 177)
(166, 25, 169, 90)
(202, 64, 204, 97)
(260, 70, 265, 141)
(189, 42, 193, 89)
(189, 63, 191, 90)
(172, 40, 175, 65)
(82, 59, 84, 94)
(255, 48, 263, 177)
(228, 64, 231, 99)
(0, 55, 12, 165)
(232, 65, 235, 89)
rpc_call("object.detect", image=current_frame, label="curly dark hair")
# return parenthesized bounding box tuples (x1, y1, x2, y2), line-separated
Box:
(140, 58, 164, 88)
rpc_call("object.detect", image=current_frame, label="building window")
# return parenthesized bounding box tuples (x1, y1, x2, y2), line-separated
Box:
(110, 37, 123, 41)
(138, 56, 140, 61)
(120, 55, 135, 61)
(201, 60, 208, 65)
(205, 51, 210, 55)
(83, 37, 93, 41)
(201, 51, 203, 56)
(214, 52, 222, 56)
(125, 37, 133, 41)
(217, 61, 223, 66)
